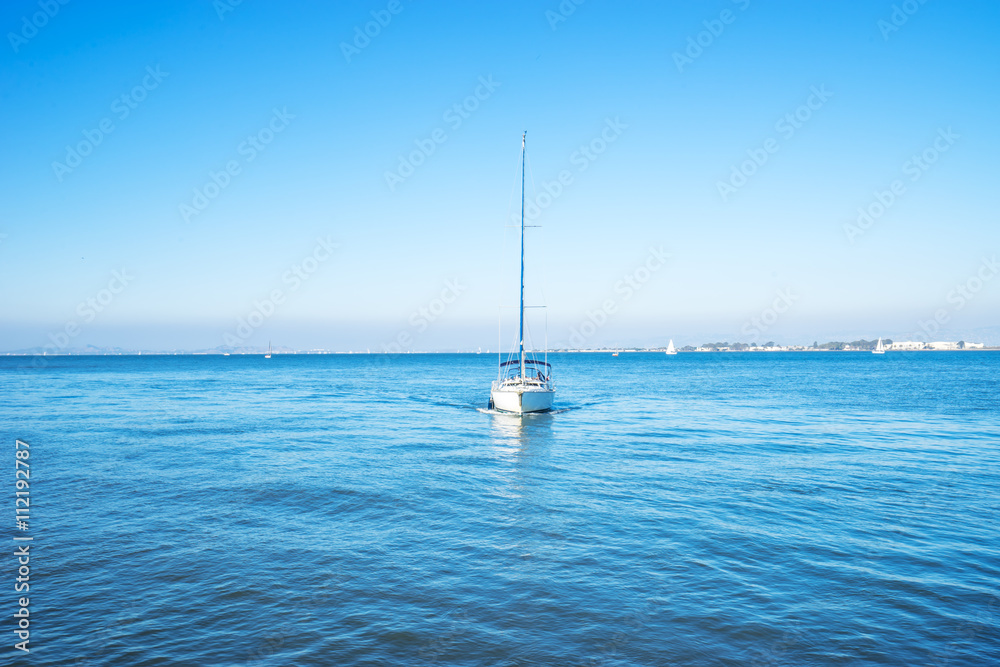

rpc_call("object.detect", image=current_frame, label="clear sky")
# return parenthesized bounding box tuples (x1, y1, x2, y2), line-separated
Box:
(1, 0, 998, 351)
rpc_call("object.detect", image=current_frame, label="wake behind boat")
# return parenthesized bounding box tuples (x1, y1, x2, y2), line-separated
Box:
(489, 132, 554, 415)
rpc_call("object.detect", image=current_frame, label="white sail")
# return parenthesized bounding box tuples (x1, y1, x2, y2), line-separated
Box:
(666, 339, 676, 355)
(872, 337, 885, 354)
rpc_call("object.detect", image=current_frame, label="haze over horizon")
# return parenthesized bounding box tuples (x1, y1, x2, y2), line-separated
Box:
(2, 1, 998, 352)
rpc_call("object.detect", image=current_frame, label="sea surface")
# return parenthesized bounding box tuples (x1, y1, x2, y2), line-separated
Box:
(3, 352, 999, 666)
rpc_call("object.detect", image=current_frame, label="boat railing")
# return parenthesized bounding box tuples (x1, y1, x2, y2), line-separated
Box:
(492, 375, 553, 391)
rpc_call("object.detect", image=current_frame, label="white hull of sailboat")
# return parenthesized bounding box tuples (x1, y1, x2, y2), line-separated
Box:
(490, 385, 554, 414)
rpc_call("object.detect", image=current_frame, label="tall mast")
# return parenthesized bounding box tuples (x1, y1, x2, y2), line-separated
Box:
(519, 131, 526, 380)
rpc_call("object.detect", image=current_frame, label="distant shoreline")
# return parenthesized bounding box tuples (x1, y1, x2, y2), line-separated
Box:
(3, 348, 999, 357)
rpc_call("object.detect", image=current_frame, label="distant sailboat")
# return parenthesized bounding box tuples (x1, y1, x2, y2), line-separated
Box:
(488, 132, 554, 415)
(612, 349, 619, 357)
(665, 340, 677, 355)
(265, 341, 272, 359)
(872, 337, 885, 354)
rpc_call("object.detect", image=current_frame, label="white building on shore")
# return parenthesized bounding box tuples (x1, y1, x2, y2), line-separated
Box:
(889, 341, 985, 351)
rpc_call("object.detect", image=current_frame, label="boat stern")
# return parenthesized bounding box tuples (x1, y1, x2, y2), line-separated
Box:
(490, 383, 554, 414)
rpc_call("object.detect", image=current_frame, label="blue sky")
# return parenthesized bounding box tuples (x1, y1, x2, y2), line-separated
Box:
(1, 0, 998, 351)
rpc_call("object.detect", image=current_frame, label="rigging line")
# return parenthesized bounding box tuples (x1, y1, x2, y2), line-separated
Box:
(503, 327, 519, 371)
(498, 135, 523, 362)
(522, 149, 549, 337)
(544, 310, 548, 369)
(523, 148, 536, 355)
(497, 308, 502, 375)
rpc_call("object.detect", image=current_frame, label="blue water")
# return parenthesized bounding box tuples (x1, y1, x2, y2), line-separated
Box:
(3, 352, 999, 666)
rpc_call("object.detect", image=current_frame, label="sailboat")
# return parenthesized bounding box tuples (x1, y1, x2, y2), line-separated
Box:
(489, 132, 555, 415)
(265, 341, 272, 359)
(665, 339, 677, 355)
(872, 337, 885, 354)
